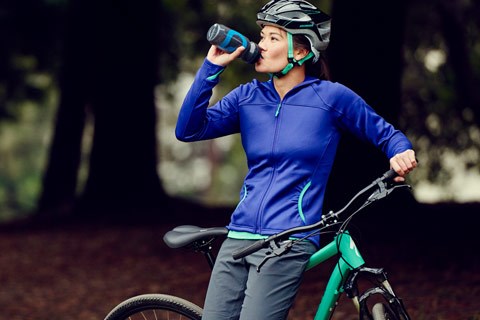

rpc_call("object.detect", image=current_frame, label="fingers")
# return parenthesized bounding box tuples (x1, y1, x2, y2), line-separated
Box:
(230, 46, 246, 59)
(390, 149, 417, 178)
(206, 45, 245, 67)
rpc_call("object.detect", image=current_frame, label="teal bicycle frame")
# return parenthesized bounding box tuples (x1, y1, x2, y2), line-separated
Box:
(163, 169, 411, 320)
(306, 231, 364, 320)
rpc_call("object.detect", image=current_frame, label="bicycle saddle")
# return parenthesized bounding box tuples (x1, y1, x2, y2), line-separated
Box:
(163, 225, 228, 249)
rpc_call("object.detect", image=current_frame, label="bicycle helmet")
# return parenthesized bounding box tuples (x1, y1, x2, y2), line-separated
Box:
(257, 0, 331, 64)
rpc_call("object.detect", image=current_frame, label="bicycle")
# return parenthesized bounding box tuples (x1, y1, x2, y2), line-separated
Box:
(104, 169, 412, 320)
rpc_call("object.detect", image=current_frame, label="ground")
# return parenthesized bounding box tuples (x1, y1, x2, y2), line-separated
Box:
(0, 215, 479, 320)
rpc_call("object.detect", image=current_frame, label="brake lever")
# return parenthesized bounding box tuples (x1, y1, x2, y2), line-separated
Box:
(368, 180, 411, 202)
(256, 240, 293, 272)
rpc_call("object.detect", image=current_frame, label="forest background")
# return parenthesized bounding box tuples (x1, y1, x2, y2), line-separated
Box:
(0, 0, 479, 319)
(1, 0, 480, 221)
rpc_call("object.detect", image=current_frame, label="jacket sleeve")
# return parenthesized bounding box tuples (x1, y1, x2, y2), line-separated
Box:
(333, 85, 413, 159)
(175, 59, 241, 142)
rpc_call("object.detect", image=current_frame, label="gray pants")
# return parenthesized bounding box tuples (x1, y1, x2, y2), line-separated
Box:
(201, 238, 316, 320)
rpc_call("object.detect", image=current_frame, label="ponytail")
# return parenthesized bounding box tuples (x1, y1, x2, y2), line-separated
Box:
(305, 55, 331, 80)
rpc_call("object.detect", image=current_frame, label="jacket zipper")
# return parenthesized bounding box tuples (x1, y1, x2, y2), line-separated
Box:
(256, 99, 283, 233)
(275, 102, 282, 117)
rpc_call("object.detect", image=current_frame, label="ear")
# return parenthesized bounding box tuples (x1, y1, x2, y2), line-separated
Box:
(294, 47, 310, 61)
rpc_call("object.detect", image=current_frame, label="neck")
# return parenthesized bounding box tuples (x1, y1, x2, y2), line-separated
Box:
(273, 66, 306, 99)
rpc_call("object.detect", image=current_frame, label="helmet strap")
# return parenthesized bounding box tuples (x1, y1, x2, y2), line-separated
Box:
(272, 32, 314, 78)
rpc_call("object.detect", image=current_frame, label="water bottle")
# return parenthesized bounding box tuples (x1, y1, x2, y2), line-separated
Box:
(206, 23, 260, 64)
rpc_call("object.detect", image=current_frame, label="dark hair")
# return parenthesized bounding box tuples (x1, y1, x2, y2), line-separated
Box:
(293, 35, 331, 80)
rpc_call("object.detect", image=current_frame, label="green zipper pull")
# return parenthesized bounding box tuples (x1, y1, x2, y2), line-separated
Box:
(275, 103, 282, 117)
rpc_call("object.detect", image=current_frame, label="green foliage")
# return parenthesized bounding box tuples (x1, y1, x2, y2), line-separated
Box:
(0, 73, 58, 220)
(0, 0, 65, 220)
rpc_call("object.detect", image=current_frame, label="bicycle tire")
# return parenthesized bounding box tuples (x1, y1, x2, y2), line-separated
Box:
(104, 293, 203, 320)
(371, 302, 397, 320)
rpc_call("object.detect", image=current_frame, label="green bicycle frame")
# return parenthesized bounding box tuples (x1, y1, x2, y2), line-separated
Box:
(305, 231, 365, 320)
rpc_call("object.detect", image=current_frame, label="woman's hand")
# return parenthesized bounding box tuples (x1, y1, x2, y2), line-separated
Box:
(389, 149, 417, 182)
(206, 45, 245, 67)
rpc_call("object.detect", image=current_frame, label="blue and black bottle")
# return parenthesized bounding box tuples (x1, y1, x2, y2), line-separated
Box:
(207, 23, 260, 64)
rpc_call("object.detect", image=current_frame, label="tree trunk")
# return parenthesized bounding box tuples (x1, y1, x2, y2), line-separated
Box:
(80, 0, 167, 217)
(324, 0, 410, 209)
(438, 0, 480, 123)
(37, 0, 90, 217)
(38, 0, 168, 219)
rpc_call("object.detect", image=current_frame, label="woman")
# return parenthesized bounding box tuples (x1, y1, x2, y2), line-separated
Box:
(175, 1, 417, 319)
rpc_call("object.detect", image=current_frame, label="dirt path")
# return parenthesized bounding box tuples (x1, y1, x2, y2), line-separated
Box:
(0, 222, 478, 320)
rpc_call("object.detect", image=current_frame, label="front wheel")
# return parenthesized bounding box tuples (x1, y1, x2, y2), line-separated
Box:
(104, 294, 203, 320)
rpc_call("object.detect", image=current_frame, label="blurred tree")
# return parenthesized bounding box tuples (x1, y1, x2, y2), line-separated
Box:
(37, 0, 258, 219)
(0, 0, 66, 220)
(324, 0, 410, 209)
(326, 0, 480, 205)
(38, 0, 177, 218)
(0, 0, 63, 119)
(1, 0, 479, 222)
(401, 0, 480, 194)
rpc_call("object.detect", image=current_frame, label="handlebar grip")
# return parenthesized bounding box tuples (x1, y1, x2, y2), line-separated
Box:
(232, 239, 267, 260)
(382, 169, 398, 180)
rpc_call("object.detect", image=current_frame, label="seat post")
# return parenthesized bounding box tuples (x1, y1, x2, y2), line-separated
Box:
(204, 251, 216, 270)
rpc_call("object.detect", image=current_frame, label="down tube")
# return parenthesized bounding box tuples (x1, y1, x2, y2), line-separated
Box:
(306, 233, 365, 320)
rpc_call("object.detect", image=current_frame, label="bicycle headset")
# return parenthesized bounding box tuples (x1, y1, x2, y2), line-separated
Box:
(256, 0, 331, 77)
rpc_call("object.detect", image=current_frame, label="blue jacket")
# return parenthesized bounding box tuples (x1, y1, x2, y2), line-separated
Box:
(176, 59, 412, 246)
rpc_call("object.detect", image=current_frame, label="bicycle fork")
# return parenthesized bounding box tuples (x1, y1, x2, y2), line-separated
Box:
(343, 267, 411, 320)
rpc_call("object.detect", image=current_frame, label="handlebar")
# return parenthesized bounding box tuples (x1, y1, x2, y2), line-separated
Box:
(232, 169, 407, 261)
(382, 168, 398, 180)
(232, 239, 268, 260)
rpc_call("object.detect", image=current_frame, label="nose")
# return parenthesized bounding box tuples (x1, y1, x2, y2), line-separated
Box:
(258, 42, 266, 52)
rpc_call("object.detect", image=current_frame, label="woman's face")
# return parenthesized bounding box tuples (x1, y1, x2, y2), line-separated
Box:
(255, 25, 289, 74)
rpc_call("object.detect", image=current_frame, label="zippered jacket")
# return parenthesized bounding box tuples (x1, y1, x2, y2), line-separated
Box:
(176, 59, 413, 246)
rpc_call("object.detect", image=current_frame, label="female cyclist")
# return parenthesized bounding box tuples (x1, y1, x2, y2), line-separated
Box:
(175, 1, 417, 319)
